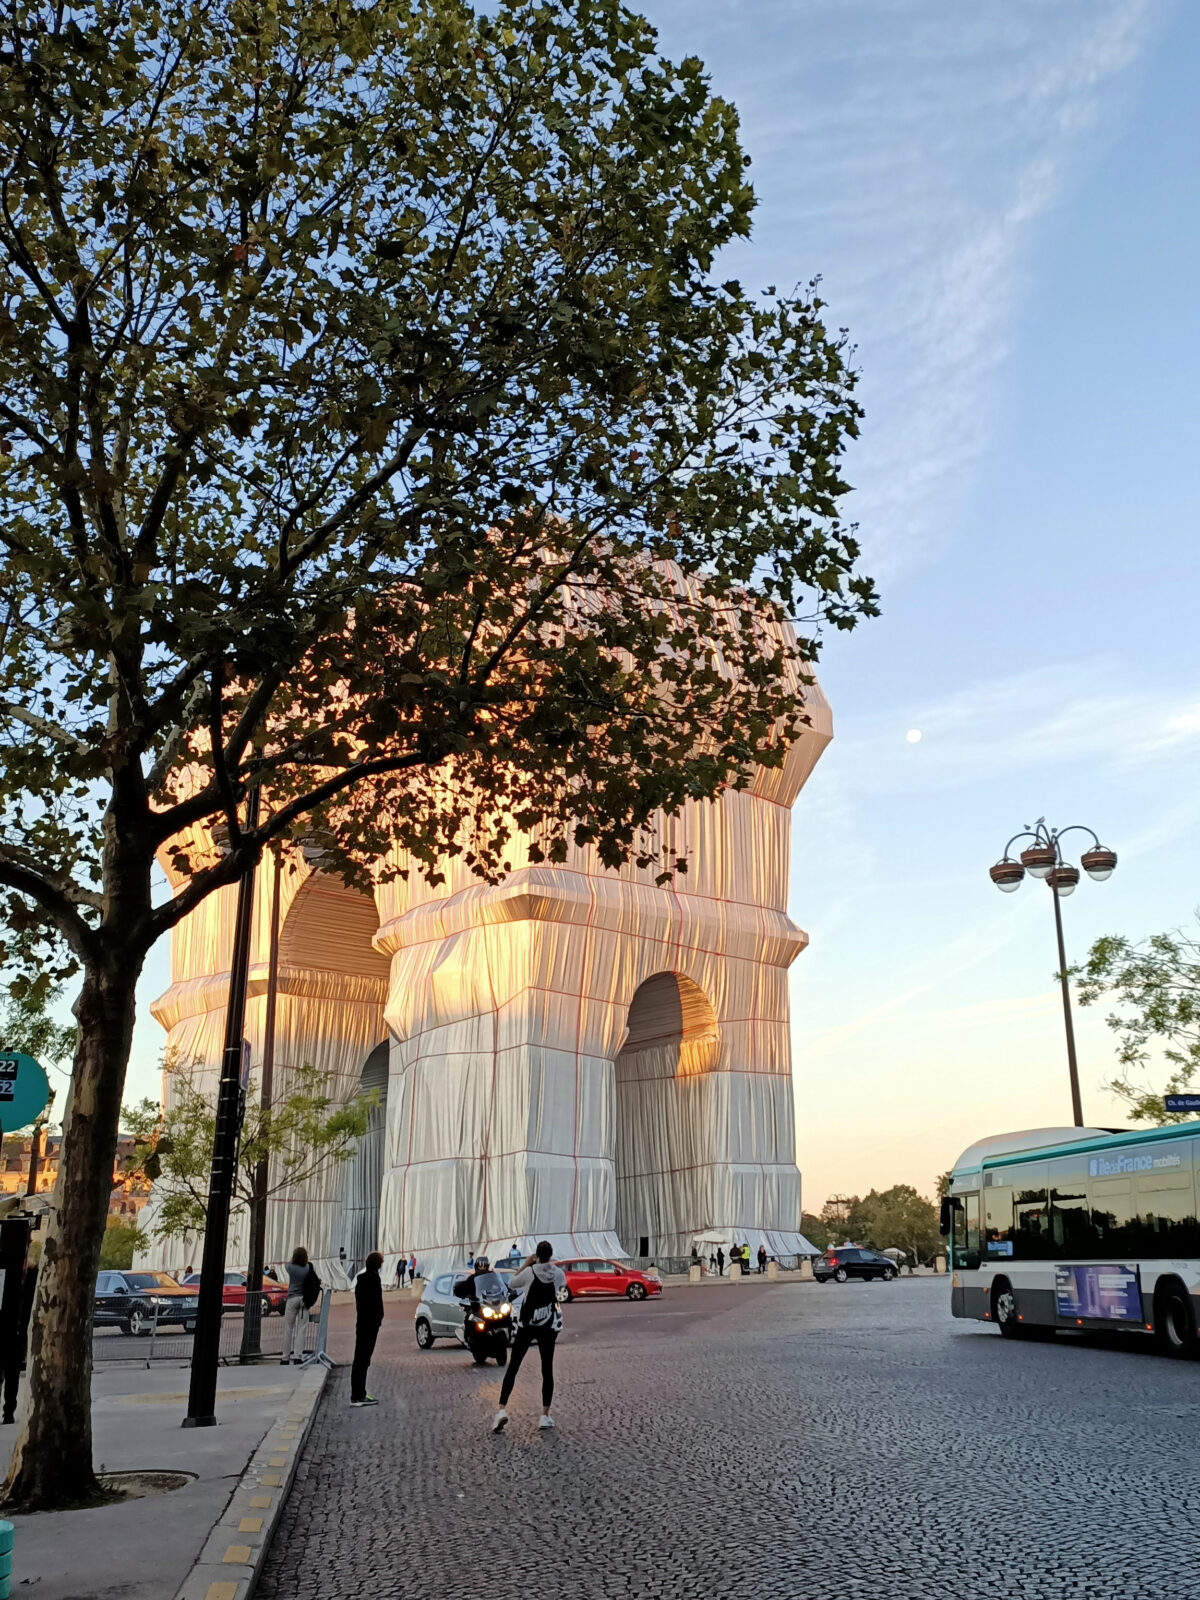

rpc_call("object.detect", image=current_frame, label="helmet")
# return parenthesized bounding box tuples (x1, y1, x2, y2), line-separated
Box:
(473, 1255, 490, 1272)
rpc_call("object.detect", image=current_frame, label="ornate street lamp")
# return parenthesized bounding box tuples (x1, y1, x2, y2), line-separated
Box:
(988, 818, 1118, 1128)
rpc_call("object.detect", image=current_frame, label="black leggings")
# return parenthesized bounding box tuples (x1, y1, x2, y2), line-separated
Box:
(499, 1326, 557, 1408)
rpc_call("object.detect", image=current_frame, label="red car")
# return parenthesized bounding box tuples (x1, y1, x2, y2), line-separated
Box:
(558, 1257, 662, 1302)
(182, 1271, 288, 1317)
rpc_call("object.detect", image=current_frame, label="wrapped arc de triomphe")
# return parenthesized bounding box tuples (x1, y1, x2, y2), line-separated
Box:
(142, 660, 831, 1282)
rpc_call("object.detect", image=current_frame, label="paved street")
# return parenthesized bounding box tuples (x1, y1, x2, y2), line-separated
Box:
(260, 1277, 1200, 1599)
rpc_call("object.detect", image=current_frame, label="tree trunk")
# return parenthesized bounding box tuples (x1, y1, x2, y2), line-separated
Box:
(1, 955, 141, 1511)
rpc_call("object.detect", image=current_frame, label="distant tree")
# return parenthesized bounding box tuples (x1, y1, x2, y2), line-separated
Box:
(98, 1216, 144, 1271)
(0, 985, 75, 1089)
(1077, 919, 1200, 1124)
(122, 1062, 374, 1243)
(935, 1170, 952, 1200)
(820, 1195, 856, 1238)
(800, 1211, 830, 1251)
(844, 1185, 940, 1265)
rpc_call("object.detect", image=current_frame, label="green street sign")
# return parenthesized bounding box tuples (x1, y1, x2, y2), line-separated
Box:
(0, 1050, 52, 1130)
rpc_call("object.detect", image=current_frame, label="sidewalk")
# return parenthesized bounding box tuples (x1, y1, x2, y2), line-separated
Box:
(3, 1362, 323, 1600)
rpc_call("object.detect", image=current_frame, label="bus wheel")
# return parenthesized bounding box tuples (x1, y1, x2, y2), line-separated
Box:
(993, 1280, 1022, 1339)
(1154, 1280, 1195, 1357)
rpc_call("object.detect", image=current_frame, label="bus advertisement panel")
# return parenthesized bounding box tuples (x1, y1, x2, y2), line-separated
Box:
(1053, 1264, 1141, 1322)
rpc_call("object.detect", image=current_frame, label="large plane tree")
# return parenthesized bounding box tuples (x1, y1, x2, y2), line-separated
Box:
(0, 0, 875, 1508)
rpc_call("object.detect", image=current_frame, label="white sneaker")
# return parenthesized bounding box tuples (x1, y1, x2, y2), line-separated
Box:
(538, 1414, 555, 1430)
(491, 1409, 509, 1434)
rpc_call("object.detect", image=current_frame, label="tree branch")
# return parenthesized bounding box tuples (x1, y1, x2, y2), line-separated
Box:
(0, 853, 100, 958)
(0, 701, 90, 752)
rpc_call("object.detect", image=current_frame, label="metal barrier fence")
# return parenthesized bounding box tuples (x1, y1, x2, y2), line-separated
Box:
(91, 1292, 331, 1368)
(634, 1253, 812, 1277)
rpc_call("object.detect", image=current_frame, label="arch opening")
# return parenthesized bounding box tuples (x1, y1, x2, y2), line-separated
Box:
(614, 974, 720, 1259)
(339, 1040, 389, 1272)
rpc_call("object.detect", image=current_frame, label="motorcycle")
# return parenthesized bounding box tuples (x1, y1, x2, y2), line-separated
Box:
(454, 1270, 513, 1366)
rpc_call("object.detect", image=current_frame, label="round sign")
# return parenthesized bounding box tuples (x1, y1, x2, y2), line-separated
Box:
(0, 1050, 52, 1130)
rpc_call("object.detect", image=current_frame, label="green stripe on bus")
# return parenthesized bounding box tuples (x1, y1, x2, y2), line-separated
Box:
(974, 1119, 1200, 1174)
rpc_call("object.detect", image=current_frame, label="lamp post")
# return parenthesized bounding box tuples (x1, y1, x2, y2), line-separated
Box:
(185, 786, 260, 1426)
(239, 831, 324, 1361)
(989, 817, 1117, 1128)
(239, 842, 283, 1362)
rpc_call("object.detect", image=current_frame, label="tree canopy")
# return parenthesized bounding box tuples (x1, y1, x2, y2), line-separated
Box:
(0, 0, 875, 995)
(825, 1185, 941, 1265)
(1077, 917, 1200, 1124)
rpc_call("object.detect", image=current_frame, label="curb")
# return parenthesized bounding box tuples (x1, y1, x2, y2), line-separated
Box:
(172, 1364, 328, 1600)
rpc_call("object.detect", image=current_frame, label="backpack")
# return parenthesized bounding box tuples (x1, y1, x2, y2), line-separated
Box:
(302, 1263, 322, 1308)
(519, 1269, 558, 1330)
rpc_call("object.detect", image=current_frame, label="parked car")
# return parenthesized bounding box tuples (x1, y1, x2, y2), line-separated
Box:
(414, 1269, 516, 1350)
(94, 1270, 199, 1336)
(813, 1248, 897, 1283)
(557, 1258, 663, 1301)
(181, 1271, 287, 1317)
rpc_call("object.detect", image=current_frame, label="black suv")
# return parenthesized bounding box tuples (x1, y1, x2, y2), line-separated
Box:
(813, 1248, 897, 1283)
(94, 1270, 199, 1336)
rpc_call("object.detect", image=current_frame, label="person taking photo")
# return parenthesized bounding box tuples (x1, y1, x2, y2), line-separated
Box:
(492, 1241, 565, 1435)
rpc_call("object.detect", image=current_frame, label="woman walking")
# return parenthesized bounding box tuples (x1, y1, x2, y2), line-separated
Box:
(282, 1246, 315, 1364)
(492, 1241, 565, 1434)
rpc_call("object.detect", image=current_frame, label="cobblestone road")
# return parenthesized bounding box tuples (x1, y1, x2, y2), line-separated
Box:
(259, 1277, 1200, 1599)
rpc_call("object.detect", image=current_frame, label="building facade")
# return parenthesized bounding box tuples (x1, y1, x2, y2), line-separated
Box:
(142, 664, 831, 1279)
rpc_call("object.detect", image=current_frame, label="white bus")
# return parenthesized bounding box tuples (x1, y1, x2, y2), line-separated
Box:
(944, 1122, 1200, 1355)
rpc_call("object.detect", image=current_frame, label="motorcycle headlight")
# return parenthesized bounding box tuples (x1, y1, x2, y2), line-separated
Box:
(482, 1305, 496, 1319)
(500, 1302, 510, 1315)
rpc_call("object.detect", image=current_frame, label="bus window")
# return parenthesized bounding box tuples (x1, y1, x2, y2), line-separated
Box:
(984, 1186, 1013, 1257)
(1013, 1183, 1050, 1260)
(1135, 1171, 1200, 1255)
(1091, 1177, 1134, 1252)
(1051, 1187, 1094, 1254)
(953, 1193, 980, 1270)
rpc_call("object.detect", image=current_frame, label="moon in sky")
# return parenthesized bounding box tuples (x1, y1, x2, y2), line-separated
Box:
(906, 729, 923, 744)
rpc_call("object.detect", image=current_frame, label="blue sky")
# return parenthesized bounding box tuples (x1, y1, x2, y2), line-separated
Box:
(114, 0, 1199, 1212)
(638, 0, 1200, 1207)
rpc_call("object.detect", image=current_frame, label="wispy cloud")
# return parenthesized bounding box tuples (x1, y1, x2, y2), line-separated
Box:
(828, 660, 1200, 795)
(647, 0, 1162, 576)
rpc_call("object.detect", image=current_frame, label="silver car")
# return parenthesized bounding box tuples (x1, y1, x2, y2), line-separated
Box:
(414, 1268, 524, 1349)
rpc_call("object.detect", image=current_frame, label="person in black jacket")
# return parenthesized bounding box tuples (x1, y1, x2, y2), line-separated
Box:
(2, 1263, 37, 1425)
(350, 1251, 384, 1408)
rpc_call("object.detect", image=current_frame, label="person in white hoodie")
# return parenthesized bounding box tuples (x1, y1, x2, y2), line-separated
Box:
(492, 1241, 565, 1434)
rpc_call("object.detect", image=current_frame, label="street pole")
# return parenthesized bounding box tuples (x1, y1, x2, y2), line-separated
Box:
(185, 787, 260, 1426)
(25, 1117, 46, 1198)
(990, 820, 1116, 1133)
(240, 845, 282, 1361)
(1050, 883, 1084, 1129)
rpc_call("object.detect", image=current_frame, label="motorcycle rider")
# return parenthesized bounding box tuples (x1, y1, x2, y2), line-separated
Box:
(453, 1255, 510, 1365)
(452, 1253, 492, 1303)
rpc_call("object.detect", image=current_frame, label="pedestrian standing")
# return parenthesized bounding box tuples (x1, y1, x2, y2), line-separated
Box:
(1, 1264, 37, 1425)
(351, 1251, 384, 1407)
(467, 1251, 475, 1270)
(282, 1246, 315, 1365)
(395, 1256, 406, 1289)
(716, 1246, 725, 1277)
(757, 1244, 768, 1274)
(409, 1252, 417, 1284)
(492, 1241, 566, 1434)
